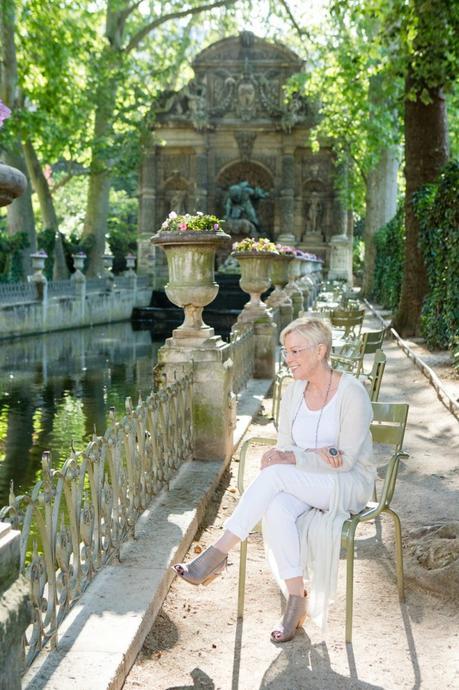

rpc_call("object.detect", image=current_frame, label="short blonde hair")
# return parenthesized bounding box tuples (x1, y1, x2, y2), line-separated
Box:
(280, 317, 333, 359)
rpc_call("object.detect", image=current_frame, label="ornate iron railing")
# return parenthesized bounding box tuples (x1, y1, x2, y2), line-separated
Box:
(113, 275, 134, 290)
(0, 281, 36, 304)
(85, 277, 110, 292)
(230, 324, 255, 394)
(47, 280, 76, 298)
(136, 275, 152, 289)
(0, 373, 193, 668)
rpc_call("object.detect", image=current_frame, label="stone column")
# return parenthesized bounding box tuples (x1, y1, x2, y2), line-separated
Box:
(0, 522, 31, 690)
(278, 151, 295, 244)
(29, 250, 48, 300)
(138, 139, 158, 275)
(156, 335, 234, 463)
(71, 252, 87, 323)
(124, 253, 137, 294)
(328, 234, 353, 283)
(194, 146, 208, 213)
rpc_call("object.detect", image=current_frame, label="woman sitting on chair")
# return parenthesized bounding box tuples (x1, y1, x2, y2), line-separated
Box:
(173, 317, 374, 642)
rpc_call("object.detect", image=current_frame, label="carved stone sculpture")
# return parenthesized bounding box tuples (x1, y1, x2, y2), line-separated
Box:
(305, 191, 324, 235)
(223, 180, 268, 233)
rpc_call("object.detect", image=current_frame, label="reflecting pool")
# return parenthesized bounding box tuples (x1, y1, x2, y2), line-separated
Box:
(0, 322, 163, 507)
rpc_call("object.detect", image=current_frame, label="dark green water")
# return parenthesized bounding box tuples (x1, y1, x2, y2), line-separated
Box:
(0, 322, 163, 508)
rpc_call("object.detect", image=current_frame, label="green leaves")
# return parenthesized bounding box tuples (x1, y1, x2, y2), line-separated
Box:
(416, 160, 459, 350)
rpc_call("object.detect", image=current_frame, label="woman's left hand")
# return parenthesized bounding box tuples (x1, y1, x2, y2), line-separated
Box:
(260, 448, 296, 470)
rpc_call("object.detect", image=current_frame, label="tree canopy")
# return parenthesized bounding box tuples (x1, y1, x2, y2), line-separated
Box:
(0, 0, 458, 338)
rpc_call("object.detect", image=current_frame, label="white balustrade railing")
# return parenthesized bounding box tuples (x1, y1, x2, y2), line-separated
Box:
(0, 281, 36, 304)
(136, 275, 151, 289)
(230, 324, 255, 394)
(47, 280, 76, 298)
(0, 373, 193, 668)
(85, 277, 110, 292)
(113, 275, 134, 290)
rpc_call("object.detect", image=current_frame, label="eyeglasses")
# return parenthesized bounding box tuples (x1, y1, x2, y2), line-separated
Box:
(280, 345, 314, 360)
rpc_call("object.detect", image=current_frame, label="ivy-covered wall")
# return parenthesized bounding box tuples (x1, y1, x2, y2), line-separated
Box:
(371, 160, 458, 364)
(416, 160, 459, 352)
(370, 205, 405, 311)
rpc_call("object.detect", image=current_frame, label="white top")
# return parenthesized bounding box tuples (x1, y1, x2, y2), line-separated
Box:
(265, 373, 374, 630)
(291, 390, 340, 450)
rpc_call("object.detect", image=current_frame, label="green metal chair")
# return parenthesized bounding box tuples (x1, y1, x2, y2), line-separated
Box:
(330, 307, 365, 340)
(331, 329, 386, 377)
(366, 349, 386, 402)
(356, 329, 386, 376)
(271, 370, 293, 429)
(341, 401, 409, 642)
(236, 401, 409, 645)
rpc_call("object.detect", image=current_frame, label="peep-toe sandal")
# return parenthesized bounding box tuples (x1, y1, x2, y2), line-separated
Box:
(270, 593, 307, 643)
(172, 546, 227, 586)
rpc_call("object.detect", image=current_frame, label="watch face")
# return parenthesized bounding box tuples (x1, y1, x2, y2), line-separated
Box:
(329, 447, 338, 456)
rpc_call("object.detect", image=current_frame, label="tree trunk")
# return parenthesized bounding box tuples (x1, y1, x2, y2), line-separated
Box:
(393, 73, 449, 336)
(23, 139, 69, 279)
(81, 50, 119, 276)
(3, 146, 36, 276)
(23, 139, 59, 230)
(362, 146, 399, 295)
(0, 0, 37, 278)
(81, 0, 121, 277)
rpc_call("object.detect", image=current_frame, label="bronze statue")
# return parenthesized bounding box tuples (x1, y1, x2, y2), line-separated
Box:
(223, 180, 268, 234)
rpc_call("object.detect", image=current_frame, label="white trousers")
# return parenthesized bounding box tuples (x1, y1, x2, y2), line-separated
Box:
(224, 464, 335, 580)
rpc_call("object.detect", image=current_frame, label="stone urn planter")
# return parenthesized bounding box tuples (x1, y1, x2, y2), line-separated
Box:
(233, 252, 273, 322)
(151, 228, 231, 341)
(285, 256, 305, 317)
(266, 254, 293, 308)
(0, 162, 27, 208)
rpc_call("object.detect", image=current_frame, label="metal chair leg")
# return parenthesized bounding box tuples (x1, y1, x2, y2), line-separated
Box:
(345, 539, 355, 644)
(387, 508, 405, 602)
(237, 539, 248, 619)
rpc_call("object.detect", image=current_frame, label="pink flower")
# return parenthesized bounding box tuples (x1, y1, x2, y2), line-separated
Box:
(0, 100, 11, 127)
(179, 223, 188, 231)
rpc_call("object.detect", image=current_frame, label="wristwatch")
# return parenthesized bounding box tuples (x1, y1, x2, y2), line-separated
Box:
(328, 447, 339, 456)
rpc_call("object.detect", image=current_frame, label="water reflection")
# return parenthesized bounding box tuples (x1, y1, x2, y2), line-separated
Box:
(0, 322, 163, 507)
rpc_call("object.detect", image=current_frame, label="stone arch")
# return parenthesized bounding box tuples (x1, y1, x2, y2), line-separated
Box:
(215, 161, 275, 236)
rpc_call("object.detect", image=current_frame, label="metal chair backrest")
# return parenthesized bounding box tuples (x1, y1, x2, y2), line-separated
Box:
(370, 401, 408, 450)
(330, 308, 365, 338)
(368, 350, 386, 401)
(360, 329, 385, 356)
(370, 401, 409, 508)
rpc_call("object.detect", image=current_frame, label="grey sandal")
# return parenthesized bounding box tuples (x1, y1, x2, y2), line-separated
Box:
(172, 546, 227, 586)
(270, 593, 307, 643)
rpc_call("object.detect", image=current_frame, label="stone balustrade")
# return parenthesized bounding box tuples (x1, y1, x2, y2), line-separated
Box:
(230, 323, 255, 395)
(0, 274, 152, 339)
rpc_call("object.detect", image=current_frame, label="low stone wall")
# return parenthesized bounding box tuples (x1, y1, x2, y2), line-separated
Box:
(0, 285, 152, 339)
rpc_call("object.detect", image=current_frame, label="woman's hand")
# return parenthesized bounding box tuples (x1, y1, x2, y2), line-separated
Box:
(317, 447, 344, 469)
(260, 448, 296, 470)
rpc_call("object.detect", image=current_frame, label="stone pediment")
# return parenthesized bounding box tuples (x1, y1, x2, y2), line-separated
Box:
(154, 31, 312, 132)
(192, 31, 303, 71)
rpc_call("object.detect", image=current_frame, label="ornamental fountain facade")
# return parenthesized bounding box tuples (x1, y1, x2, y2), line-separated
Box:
(138, 31, 353, 283)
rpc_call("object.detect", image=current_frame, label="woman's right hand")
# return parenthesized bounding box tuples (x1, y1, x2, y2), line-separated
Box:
(316, 447, 344, 469)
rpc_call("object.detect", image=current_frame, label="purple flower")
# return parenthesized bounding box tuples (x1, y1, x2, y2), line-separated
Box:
(213, 223, 219, 230)
(0, 100, 11, 127)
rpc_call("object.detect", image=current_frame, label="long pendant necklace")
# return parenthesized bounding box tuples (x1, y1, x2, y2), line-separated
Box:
(292, 368, 333, 449)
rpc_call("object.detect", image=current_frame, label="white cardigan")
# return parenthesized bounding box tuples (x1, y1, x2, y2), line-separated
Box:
(265, 373, 374, 629)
